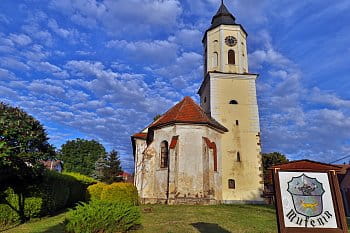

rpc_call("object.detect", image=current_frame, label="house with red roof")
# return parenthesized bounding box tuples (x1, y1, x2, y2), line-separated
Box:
(132, 2, 263, 204)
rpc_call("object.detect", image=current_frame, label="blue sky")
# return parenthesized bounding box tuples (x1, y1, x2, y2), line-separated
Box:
(1, 0, 350, 172)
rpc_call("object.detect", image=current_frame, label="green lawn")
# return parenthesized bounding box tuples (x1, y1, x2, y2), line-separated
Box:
(2, 211, 66, 233)
(2, 204, 278, 233)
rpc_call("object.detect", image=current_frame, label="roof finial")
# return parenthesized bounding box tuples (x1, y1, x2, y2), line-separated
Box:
(221, 0, 224, 4)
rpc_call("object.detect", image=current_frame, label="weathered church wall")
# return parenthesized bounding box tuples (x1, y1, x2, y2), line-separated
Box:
(134, 124, 223, 204)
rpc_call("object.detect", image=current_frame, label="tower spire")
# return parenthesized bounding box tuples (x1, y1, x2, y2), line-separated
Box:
(210, 0, 236, 29)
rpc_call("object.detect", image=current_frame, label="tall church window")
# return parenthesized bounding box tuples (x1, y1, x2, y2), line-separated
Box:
(160, 141, 169, 168)
(228, 179, 236, 189)
(237, 152, 241, 162)
(228, 50, 235, 65)
(212, 52, 218, 67)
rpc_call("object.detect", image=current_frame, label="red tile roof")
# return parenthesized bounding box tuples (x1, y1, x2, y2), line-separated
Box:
(149, 96, 227, 132)
(132, 133, 147, 140)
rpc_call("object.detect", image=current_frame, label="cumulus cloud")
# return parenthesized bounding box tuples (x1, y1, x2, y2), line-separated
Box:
(0, 68, 16, 80)
(49, 0, 182, 36)
(0, 57, 30, 71)
(106, 39, 178, 65)
(28, 61, 69, 78)
(8, 33, 32, 46)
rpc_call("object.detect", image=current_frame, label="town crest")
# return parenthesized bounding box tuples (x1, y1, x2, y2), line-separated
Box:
(287, 174, 325, 217)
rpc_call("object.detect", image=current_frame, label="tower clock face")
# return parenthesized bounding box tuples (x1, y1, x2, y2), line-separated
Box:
(225, 36, 237, 47)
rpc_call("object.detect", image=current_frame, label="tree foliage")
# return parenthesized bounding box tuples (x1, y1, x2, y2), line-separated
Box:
(0, 102, 54, 222)
(262, 152, 289, 174)
(59, 138, 106, 176)
(93, 150, 123, 183)
(153, 114, 162, 121)
(94, 154, 108, 181)
(104, 150, 123, 184)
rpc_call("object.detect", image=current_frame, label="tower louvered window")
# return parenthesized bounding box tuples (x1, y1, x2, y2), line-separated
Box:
(228, 50, 235, 64)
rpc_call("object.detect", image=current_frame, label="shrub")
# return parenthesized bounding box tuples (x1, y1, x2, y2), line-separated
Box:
(86, 182, 107, 201)
(65, 200, 141, 233)
(0, 170, 96, 229)
(87, 183, 139, 206)
(101, 183, 139, 206)
(63, 172, 97, 186)
(0, 204, 19, 230)
(0, 189, 42, 230)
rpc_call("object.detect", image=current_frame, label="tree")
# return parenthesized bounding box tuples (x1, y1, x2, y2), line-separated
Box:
(59, 138, 106, 176)
(93, 154, 108, 181)
(104, 150, 123, 184)
(0, 102, 55, 222)
(153, 114, 162, 121)
(262, 152, 289, 174)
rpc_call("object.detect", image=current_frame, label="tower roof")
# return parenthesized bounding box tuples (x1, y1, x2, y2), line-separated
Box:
(210, 1, 236, 29)
(149, 96, 227, 132)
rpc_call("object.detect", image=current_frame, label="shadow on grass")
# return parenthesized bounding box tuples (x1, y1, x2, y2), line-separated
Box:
(191, 222, 231, 233)
(42, 223, 65, 233)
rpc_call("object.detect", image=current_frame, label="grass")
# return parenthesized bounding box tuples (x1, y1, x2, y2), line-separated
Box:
(138, 204, 277, 233)
(2, 212, 66, 233)
(1, 204, 278, 233)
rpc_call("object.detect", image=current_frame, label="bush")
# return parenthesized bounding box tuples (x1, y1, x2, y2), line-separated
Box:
(101, 183, 139, 206)
(87, 183, 139, 206)
(0, 189, 42, 230)
(86, 182, 107, 201)
(63, 172, 97, 186)
(0, 170, 97, 229)
(65, 200, 141, 233)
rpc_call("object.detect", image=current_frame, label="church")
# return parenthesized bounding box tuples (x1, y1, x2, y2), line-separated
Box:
(132, 2, 263, 204)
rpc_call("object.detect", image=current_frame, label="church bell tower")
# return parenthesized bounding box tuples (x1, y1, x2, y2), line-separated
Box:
(198, 1, 264, 203)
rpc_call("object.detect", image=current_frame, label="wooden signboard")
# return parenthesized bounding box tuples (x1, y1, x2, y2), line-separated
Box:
(272, 160, 348, 233)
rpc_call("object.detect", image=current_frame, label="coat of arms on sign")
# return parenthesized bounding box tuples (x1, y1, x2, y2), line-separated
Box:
(287, 174, 325, 217)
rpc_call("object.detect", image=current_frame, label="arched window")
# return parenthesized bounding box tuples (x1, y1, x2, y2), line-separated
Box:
(160, 141, 169, 168)
(228, 50, 235, 65)
(229, 100, 238, 104)
(212, 52, 218, 67)
(237, 152, 241, 162)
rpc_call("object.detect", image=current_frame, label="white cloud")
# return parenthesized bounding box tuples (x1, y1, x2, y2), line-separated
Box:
(0, 86, 18, 98)
(168, 28, 202, 49)
(22, 24, 53, 47)
(28, 80, 66, 98)
(0, 68, 16, 80)
(48, 19, 71, 38)
(310, 88, 350, 108)
(49, 0, 182, 36)
(0, 57, 30, 71)
(106, 39, 178, 65)
(28, 61, 69, 79)
(8, 33, 32, 46)
(0, 14, 10, 24)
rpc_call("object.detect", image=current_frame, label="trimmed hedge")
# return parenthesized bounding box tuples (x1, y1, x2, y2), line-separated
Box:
(86, 182, 107, 201)
(65, 200, 141, 233)
(0, 171, 97, 230)
(0, 189, 42, 229)
(87, 182, 139, 206)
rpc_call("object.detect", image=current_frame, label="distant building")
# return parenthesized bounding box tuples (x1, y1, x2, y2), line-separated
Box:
(40, 160, 63, 173)
(132, 2, 263, 204)
(118, 171, 133, 183)
(337, 164, 350, 216)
